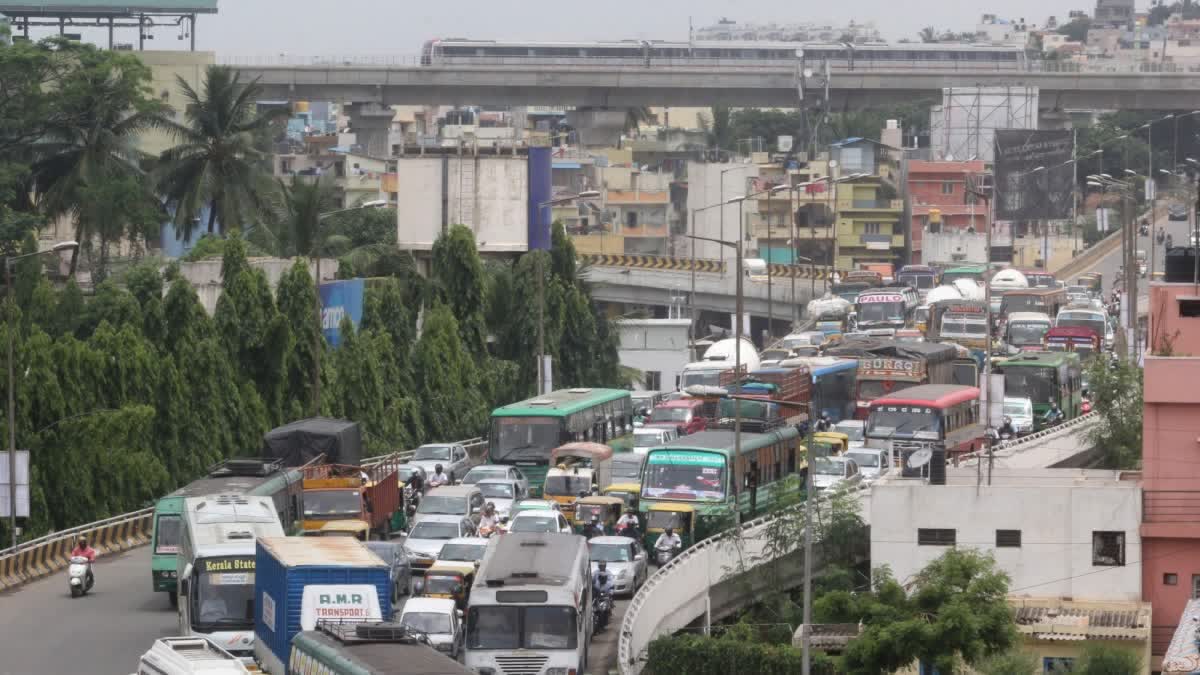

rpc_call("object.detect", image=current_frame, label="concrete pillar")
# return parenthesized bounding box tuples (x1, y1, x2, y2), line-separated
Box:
(346, 102, 394, 158)
(566, 108, 628, 149)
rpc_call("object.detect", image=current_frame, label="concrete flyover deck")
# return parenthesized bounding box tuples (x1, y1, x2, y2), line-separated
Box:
(584, 265, 824, 320)
(228, 60, 1200, 109)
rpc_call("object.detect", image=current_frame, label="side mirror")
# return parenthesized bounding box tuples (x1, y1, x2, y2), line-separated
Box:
(471, 506, 480, 514)
(635, 552, 646, 561)
(456, 609, 464, 619)
(181, 563, 193, 581)
(500, 517, 509, 524)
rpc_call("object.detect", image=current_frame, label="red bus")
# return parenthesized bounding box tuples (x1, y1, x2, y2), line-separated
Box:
(864, 384, 985, 465)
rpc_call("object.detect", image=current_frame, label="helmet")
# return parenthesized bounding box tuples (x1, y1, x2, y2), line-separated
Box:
(598, 561, 607, 570)
(665, 527, 674, 535)
(1003, 416, 1012, 425)
(821, 412, 830, 421)
(434, 464, 443, 473)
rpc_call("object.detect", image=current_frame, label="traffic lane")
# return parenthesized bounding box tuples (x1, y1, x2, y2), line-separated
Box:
(0, 546, 174, 675)
(589, 596, 628, 674)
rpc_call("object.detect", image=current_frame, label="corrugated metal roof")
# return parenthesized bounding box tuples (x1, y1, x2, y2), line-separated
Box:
(0, 1, 217, 13)
(1012, 602, 1151, 642)
(259, 536, 387, 569)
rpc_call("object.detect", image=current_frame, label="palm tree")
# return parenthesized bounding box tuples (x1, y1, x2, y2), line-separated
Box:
(31, 51, 166, 275)
(158, 65, 285, 241)
(260, 174, 338, 258)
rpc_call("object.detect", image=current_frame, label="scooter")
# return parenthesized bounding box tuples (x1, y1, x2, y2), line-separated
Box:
(654, 543, 681, 567)
(593, 588, 613, 633)
(68, 556, 93, 598)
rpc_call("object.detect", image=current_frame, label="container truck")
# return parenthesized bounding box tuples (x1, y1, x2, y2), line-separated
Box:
(287, 622, 473, 675)
(300, 461, 402, 540)
(253, 536, 392, 675)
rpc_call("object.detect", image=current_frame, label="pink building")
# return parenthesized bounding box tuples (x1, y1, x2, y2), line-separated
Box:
(1141, 282, 1200, 663)
(907, 160, 988, 264)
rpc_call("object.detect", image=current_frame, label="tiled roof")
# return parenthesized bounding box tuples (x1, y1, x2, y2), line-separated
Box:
(1012, 601, 1151, 641)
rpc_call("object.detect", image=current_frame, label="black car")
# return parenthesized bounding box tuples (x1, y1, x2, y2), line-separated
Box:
(1169, 204, 1188, 221)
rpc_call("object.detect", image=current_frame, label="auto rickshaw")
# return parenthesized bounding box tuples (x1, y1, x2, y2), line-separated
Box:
(543, 442, 614, 517)
(316, 519, 371, 541)
(417, 560, 473, 610)
(642, 502, 696, 553)
(572, 495, 624, 535)
(603, 483, 641, 511)
(812, 432, 849, 457)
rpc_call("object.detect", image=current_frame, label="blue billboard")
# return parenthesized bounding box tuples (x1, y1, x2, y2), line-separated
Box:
(318, 279, 364, 348)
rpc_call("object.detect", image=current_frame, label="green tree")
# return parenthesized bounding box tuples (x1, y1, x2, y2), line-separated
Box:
(214, 260, 290, 425)
(257, 174, 338, 258)
(817, 549, 1017, 673)
(361, 277, 416, 388)
(1074, 643, 1144, 674)
(1082, 357, 1142, 469)
(976, 648, 1039, 675)
(321, 204, 396, 249)
(700, 105, 734, 151)
(75, 174, 162, 281)
(431, 224, 489, 356)
(1057, 17, 1092, 42)
(275, 259, 320, 417)
(919, 26, 939, 43)
(412, 303, 486, 441)
(157, 65, 284, 239)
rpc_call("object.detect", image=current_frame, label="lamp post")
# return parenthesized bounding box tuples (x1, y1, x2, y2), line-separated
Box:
(7, 240, 78, 548)
(536, 191, 601, 394)
(310, 200, 388, 416)
(689, 201, 732, 350)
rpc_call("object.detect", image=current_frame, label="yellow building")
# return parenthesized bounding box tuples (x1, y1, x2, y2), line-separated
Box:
(132, 50, 216, 156)
(833, 175, 904, 272)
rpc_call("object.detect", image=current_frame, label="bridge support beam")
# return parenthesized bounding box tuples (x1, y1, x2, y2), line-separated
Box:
(345, 102, 394, 158)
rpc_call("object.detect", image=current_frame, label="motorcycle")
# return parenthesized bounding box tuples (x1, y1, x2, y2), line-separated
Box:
(593, 588, 613, 633)
(1082, 398, 1093, 414)
(68, 556, 93, 598)
(478, 523, 500, 538)
(654, 543, 681, 567)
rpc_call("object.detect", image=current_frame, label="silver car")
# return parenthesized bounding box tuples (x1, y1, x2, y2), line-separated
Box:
(845, 449, 887, 484)
(364, 540, 412, 604)
(475, 478, 521, 518)
(409, 443, 472, 482)
(403, 516, 475, 574)
(460, 464, 529, 497)
(811, 456, 862, 492)
(589, 536, 648, 597)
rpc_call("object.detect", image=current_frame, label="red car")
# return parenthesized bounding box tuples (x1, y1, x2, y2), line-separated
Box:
(644, 399, 706, 436)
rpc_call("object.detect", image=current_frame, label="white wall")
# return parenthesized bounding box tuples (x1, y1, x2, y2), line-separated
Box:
(395, 158, 444, 251)
(617, 319, 692, 390)
(395, 156, 530, 252)
(870, 470, 1143, 602)
(687, 162, 760, 261)
(177, 257, 338, 315)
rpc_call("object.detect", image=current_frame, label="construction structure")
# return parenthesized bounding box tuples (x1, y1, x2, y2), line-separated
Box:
(929, 87, 1039, 163)
(0, 0, 216, 50)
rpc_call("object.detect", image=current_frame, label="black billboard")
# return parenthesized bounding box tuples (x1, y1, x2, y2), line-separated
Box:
(994, 129, 1074, 221)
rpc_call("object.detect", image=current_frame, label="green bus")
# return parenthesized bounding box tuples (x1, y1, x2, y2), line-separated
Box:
(999, 352, 1083, 426)
(488, 388, 634, 492)
(638, 427, 803, 548)
(149, 459, 304, 603)
(289, 625, 473, 675)
(940, 265, 988, 285)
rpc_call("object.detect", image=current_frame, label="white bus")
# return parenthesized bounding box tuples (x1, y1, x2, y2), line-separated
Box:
(464, 533, 592, 675)
(176, 495, 284, 663)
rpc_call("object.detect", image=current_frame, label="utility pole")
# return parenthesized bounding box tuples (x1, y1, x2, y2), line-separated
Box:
(801, 401, 817, 675)
(537, 252, 546, 394)
(767, 188, 774, 341)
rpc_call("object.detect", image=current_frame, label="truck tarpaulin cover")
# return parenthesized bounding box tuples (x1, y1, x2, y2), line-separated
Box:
(263, 418, 362, 467)
(825, 338, 958, 367)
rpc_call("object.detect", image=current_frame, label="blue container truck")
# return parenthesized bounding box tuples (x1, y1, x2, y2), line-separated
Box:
(254, 536, 391, 675)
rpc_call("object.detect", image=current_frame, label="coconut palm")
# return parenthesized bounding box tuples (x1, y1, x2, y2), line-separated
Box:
(157, 65, 285, 241)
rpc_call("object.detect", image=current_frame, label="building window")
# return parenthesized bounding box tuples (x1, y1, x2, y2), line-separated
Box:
(1179, 299, 1200, 318)
(995, 530, 1021, 548)
(917, 528, 956, 546)
(626, 211, 638, 230)
(1192, 574, 1200, 599)
(1043, 657, 1074, 673)
(1164, 573, 1178, 585)
(1092, 531, 1125, 566)
(644, 371, 661, 391)
(864, 223, 882, 235)
(941, 181, 955, 195)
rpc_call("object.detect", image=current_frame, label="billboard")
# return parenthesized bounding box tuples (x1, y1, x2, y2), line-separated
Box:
(994, 129, 1074, 221)
(319, 279, 364, 349)
(0, 450, 30, 518)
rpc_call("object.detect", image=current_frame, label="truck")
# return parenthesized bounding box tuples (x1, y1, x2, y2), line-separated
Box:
(718, 363, 813, 425)
(262, 418, 364, 468)
(824, 339, 958, 418)
(254, 536, 392, 675)
(300, 461, 403, 540)
(176, 494, 286, 664)
(135, 636, 253, 675)
(288, 622, 473, 675)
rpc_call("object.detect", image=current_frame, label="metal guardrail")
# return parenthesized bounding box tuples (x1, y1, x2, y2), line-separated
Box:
(960, 411, 1098, 461)
(617, 485, 867, 674)
(0, 437, 489, 593)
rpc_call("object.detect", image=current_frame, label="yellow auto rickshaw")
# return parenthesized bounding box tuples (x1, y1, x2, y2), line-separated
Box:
(603, 482, 641, 511)
(543, 442, 614, 517)
(316, 519, 371, 541)
(812, 431, 849, 457)
(642, 502, 696, 553)
(419, 561, 473, 610)
(573, 495, 624, 535)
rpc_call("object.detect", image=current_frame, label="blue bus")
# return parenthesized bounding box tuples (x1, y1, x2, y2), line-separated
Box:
(780, 357, 858, 423)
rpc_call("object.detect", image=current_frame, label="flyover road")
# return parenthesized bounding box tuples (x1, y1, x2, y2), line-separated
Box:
(0, 546, 175, 675)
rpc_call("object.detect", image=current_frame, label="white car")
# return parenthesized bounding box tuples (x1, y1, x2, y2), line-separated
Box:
(459, 464, 529, 497)
(589, 536, 648, 596)
(475, 478, 521, 518)
(845, 449, 887, 484)
(399, 597, 464, 658)
(811, 456, 862, 492)
(402, 516, 475, 572)
(506, 509, 572, 534)
(833, 420, 866, 450)
(1002, 397, 1035, 436)
(633, 427, 678, 455)
(409, 443, 472, 482)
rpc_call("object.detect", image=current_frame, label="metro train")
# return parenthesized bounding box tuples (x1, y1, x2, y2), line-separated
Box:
(420, 38, 1028, 71)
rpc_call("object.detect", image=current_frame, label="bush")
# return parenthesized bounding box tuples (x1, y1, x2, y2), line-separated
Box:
(645, 633, 836, 675)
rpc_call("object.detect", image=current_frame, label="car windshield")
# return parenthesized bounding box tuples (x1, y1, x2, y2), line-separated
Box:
(634, 431, 666, 448)
(439, 543, 486, 562)
(544, 475, 592, 497)
(417, 495, 467, 515)
(155, 514, 181, 555)
(867, 405, 943, 439)
(642, 452, 726, 501)
(846, 451, 880, 469)
(467, 606, 578, 650)
(813, 457, 846, 476)
(649, 407, 690, 423)
(590, 542, 633, 562)
(414, 446, 451, 461)
(304, 490, 362, 517)
(463, 468, 505, 483)
(1003, 402, 1029, 417)
(478, 482, 514, 499)
(408, 522, 460, 540)
(510, 515, 560, 533)
(834, 423, 865, 442)
(402, 612, 451, 635)
(612, 459, 644, 481)
(1008, 321, 1050, 345)
(193, 557, 255, 630)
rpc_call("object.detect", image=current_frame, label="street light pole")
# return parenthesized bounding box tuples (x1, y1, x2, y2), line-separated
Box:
(6, 241, 78, 548)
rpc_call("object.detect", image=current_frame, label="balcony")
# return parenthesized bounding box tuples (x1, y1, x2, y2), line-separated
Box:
(837, 233, 905, 250)
(845, 199, 903, 211)
(1143, 490, 1200, 523)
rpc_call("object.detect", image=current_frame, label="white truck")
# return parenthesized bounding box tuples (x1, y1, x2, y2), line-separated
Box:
(679, 337, 762, 389)
(176, 494, 284, 664)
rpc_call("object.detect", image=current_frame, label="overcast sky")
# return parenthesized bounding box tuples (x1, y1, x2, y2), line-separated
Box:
(24, 1, 1092, 55)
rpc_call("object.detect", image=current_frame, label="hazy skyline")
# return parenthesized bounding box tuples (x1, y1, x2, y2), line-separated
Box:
(18, 1, 1094, 55)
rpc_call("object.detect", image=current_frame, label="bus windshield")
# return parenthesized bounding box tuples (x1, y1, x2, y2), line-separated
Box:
(649, 407, 690, 423)
(1005, 368, 1057, 403)
(491, 417, 562, 463)
(899, 274, 935, 290)
(155, 514, 181, 555)
(192, 556, 255, 631)
(858, 302, 906, 324)
(642, 451, 726, 501)
(303, 490, 361, 517)
(1002, 296, 1048, 315)
(467, 605, 578, 650)
(1057, 312, 1105, 332)
(867, 405, 943, 439)
(1007, 321, 1050, 346)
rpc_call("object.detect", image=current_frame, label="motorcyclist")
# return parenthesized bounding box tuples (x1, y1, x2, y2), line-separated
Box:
(592, 561, 615, 596)
(1167, 233, 1175, 249)
(427, 464, 450, 488)
(815, 413, 832, 433)
(998, 416, 1016, 438)
(587, 515, 607, 540)
(1043, 402, 1064, 426)
(1158, 226, 1166, 244)
(70, 537, 96, 588)
(616, 509, 640, 539)
(404, 469, 425, 495)
(654, 527, 682, 555)
(478, 502, 499, 534)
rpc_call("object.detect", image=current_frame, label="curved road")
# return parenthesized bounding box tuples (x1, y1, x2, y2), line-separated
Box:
(0, 546, 175, 675)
